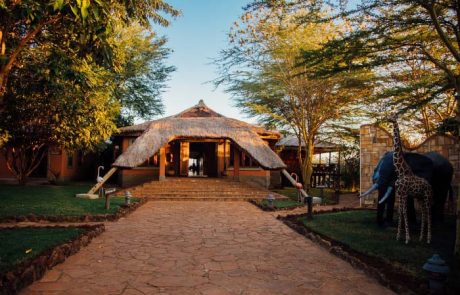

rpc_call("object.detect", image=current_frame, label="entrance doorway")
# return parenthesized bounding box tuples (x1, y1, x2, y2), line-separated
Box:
(188, 142, 217, 177)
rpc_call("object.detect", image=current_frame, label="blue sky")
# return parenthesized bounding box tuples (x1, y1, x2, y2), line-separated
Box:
(154, 0, 252, 122)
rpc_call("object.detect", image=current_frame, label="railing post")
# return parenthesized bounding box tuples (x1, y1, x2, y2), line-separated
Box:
(281, 169, 313, 216)
(306, 195, 313, 220)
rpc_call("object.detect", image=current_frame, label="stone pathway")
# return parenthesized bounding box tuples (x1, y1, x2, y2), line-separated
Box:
(22, 201, 393, 295)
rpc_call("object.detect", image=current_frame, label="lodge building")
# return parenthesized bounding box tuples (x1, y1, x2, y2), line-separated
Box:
(112, 100, 286, 188)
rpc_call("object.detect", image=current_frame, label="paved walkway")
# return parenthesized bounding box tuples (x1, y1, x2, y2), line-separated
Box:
(23, 201, 393, 295)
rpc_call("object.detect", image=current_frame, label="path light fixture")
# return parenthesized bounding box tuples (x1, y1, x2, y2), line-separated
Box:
(266, 193, 275, 208)
(125, 191, 132, 206)
(422, 254, 450, 294)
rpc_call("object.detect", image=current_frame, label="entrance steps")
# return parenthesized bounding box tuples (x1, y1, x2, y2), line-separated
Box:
(115, 178, 286, 201)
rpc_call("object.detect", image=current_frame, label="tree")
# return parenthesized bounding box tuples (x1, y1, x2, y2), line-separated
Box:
(1, 44, 119, 184)
(0, 11, 176, 183)
(0, 0, 179, 101)
(0, 0, 178, 182)
(216, 6, 371, 189)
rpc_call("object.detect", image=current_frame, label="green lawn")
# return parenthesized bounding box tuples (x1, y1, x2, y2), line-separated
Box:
(0, 184, 134, 218)
(271, 187, 338, 207)
(260, 198, 302, 209)
(0, 227, 84, 273)
(298, 210, 457, 278)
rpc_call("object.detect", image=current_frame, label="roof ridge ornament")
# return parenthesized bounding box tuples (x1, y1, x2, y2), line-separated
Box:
(197, 99, 206, 107)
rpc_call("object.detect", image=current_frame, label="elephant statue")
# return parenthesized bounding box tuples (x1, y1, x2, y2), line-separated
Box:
(361, 151, 453, 227)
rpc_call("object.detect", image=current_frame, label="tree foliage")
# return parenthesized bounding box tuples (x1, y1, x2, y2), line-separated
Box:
(109, 22, 175, 123)
(0, 0, 179, 99)
(249, 1, 458, 138)
(0, 1, 178, 183)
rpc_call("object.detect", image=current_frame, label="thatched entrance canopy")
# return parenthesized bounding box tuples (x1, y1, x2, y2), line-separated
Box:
(113, 100, 286, 170)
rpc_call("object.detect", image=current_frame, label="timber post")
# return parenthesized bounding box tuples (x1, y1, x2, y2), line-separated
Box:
(233, 148, 240, 181)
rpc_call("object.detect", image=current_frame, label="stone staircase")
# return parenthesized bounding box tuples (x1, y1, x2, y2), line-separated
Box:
(114, 178, 286, 201)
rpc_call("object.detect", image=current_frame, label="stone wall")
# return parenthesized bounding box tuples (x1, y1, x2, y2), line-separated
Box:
(360, 124, 460, 208)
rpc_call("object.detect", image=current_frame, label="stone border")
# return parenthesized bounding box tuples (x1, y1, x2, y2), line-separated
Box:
(279, 210, 427, 295)
(0, 198, 147, 224)
(0, 224, 105, 295)
(248, 199, 305, 211)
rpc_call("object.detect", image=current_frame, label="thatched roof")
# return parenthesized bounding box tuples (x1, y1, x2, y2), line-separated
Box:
(276, 135, 341, 153)
(118, 100, 280, 139)
(113, 100, 286, 170)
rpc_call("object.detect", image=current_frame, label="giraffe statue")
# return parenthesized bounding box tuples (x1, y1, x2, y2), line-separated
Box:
(388, 114, 432, 244)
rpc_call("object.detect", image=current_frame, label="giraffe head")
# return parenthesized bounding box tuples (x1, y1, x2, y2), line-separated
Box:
(387, 113, 399, 123)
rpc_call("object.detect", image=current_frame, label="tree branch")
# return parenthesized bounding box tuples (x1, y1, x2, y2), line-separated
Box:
(421, 2, 460, 62)
(0, 14, 61, 98)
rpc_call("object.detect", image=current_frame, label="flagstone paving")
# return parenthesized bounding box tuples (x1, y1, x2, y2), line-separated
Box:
(22, 201, 393, 295)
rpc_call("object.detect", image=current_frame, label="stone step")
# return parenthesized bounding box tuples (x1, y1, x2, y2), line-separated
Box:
(131, 193, 268, 198)
(132, 187, 267, 192)
(130, 189, 269, 193)
(145, 197, 265, 201)
(132, 193, 269, 198)
(135, 183, 257, 189)
(114, 178, 284, 201)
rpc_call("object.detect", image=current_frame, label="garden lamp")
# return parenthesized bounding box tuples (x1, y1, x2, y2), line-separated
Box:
(422, 254, 450, 294)
(266, 193, 275, 208)
(125, 191, 132, 206)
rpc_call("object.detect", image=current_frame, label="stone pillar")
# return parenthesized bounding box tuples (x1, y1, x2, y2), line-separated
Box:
(159, 146, 166, 181)
(359, 124, 393, 202)
(233, 147, 240, 181)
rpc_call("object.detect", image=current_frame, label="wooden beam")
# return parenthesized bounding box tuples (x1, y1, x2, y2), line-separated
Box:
(87, 167, 118, 194)
(281, 169, 309, 199)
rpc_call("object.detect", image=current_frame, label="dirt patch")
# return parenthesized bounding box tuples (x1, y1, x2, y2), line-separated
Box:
(0, 198, 147, 224)
(279, 211, 429, 295)
(0, 224, 105, 295)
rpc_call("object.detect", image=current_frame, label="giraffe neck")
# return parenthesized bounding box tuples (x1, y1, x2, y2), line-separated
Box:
(392, 120, 412, 176)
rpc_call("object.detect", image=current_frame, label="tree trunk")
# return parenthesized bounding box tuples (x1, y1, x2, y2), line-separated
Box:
(454, 90, 460, 257)
(300, 137, 314, 192)
(3, 145, 46, 185)
(17, 173, 27, 186)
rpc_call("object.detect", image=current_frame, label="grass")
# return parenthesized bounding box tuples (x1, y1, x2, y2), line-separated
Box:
(0, 184, 136, 218)
(260, 198, 302, 209)
(298, 210, 457, 278)
(271, 187, 339, 207)
(0, 227, 84, 273)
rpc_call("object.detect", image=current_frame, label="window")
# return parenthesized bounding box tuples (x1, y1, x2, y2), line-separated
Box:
(229, 144, 259, 168)
(77, 151, 83, 167)
(240, 152, 259, 168)
(67, 155, 74, 169)
(139, 153, 160, 167)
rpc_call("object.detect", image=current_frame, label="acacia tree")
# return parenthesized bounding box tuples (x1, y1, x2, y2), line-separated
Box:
(253, 0, 460, 255)
(216, 6, 371, 189)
